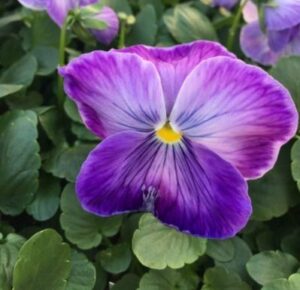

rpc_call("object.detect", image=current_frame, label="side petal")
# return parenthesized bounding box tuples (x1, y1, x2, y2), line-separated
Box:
(90, 6, 119, 45)
(60, 51, 166, 138)
(118, 41, 235, 113)
(77, 131, 251, 238)
(268, 28, 294, 52)
(18, 0, 47, 10)
(212, 0, 238, 9)
(240, 22, 281, 65)
(170, 56, 298, 179)
(47, 0, 79, 27)
(265, 0, 300, 31)
(284, 25, 300, 56)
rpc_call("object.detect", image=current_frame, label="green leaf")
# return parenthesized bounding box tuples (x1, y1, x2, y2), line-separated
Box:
(138, 268, 199, 290)
(139, 0, 164, 17)
(0, 84, 24, 98)
(291, 139, 300, 191)
(81, 18, 107, 30)
(0, 54, 37, 87)
(215, 237, 252, 281)
(133, 213, 207, 270)
(201, 267, 251, 290)
(270, 56, 300, 114)
(105, 0, 132, 14)
(262, 274, 300, 290)
(71, 122, 99, 141)
(43, 144, 94, 182)
(97, 243, 131, 274)
(281, 229, 300, 260)
(60, 184, 122, 250)
(206, 239, 235, 262)
(111, 274, 140, 290)
(0, 110, 40, 215)
(164, 4, 217, 43)
(66, 251, 96, 290)
(249, 144, 300, 221)
(26, 173, 61, 222)
(0, 37, 24, 67)
(127, 5, 158, 46)
(38, 107, 66, 146)
(0, 233, 25, 290)
(64, 98, 82, 123)
(13, 229, 71, 290)
(246, 251, 299, 285)
(31, 46, 59, 76)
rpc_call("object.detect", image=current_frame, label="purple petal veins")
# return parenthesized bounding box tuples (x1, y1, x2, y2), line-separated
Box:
(61, 41, 298, 238)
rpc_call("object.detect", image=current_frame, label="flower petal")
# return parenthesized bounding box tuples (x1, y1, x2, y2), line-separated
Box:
(47, 0, 79, 27)
(170, 56, 298, 179)
(119, 41, 235, 113)
(242, 0, 258, 23)
(212, 0, 238, 9)
(60, 51, 166, 138)
(240, 22, 281, 65)
(265, 0, 300, 31)
(90, 6, 119, 45)
(268, 28, 294, 52)
(18, 0, 47, 10)
(77, 131, 251, 238)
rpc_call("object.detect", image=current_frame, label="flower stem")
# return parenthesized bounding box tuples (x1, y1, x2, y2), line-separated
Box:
(57, 20, 68, 109)
(118, 19, 126, 49)
(227, 0, 248, 50)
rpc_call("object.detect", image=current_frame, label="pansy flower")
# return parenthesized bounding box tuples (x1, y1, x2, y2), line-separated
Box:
(18, 0, 119, 45)
(240, 0, 300, 65)
(60, 41, 297, 238)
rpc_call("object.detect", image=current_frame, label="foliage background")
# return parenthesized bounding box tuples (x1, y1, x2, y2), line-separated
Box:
(1, 0, 300, 289)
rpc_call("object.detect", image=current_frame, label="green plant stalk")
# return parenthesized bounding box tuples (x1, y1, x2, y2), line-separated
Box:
(227, 0, 248, 50)
(118, 20, 127, 49)
(57, 20, 68, 109)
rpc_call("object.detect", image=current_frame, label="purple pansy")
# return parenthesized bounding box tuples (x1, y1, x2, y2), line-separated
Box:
(18, 0, 119, 45)
(212, 0, 238, 9)
(60, 40, 298, 238)
(240, 0, 300, 65)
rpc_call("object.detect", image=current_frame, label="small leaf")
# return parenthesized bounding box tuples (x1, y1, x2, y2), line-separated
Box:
(164, 4, 217, 43)
(0, 54, 37, 87)
(262, 274, 300, 290)
(206, 239, 235, 262)
(246, 251, 299, 285)
(26, 173, 61, 222)
(281, 229, 300, 260)
(127, 5, 158, 45)
(13, 229, 71, 290)
(291, 139, 300, 191)
(0, 110, 40, 215)
(43, 144, 95, 182)
(138, 268, 199, 290)
(0, 233, 25, 290)
(60, 184, 122, 250)
(66, 251, 96, 290)
(0, 84, 24, 98)
(133, 213, 206, 270)
(97, 243, 131, 274)
(111, 274, 140, 290)
(201, 267, 251, 290)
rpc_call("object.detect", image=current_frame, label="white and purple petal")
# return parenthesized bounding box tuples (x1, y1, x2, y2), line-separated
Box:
(118, 41, 235, 114)
(170, 56, 298, 179)
(60, 51, 166, 138)
(18, 0, 47, 10)
(240, 21, 282, 65)
(77, 131, 251, 238)
(90, 6, 119, 45)
(242, 0, 258, 23)
(265, 0, 300, 31)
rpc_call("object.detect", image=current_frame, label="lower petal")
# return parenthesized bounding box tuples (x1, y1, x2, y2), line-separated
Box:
(77, 131, 251, 238)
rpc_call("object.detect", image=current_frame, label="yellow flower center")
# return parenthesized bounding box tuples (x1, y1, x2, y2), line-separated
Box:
(156, 123, 182, 144)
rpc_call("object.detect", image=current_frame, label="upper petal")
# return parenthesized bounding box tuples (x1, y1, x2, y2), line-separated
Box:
(18, 0, 47, 10)
(47, 0, 79, 27)
(118, 41, 235, 114)
(60, 51, 166, 138)
(90, 6, 119, 45)
(170, 56, 298, 179)
(77, 131, 251, 238)
(265, 0, 300, 31)
(243, 1, 258, 23)
(240, 21, 282, 65)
